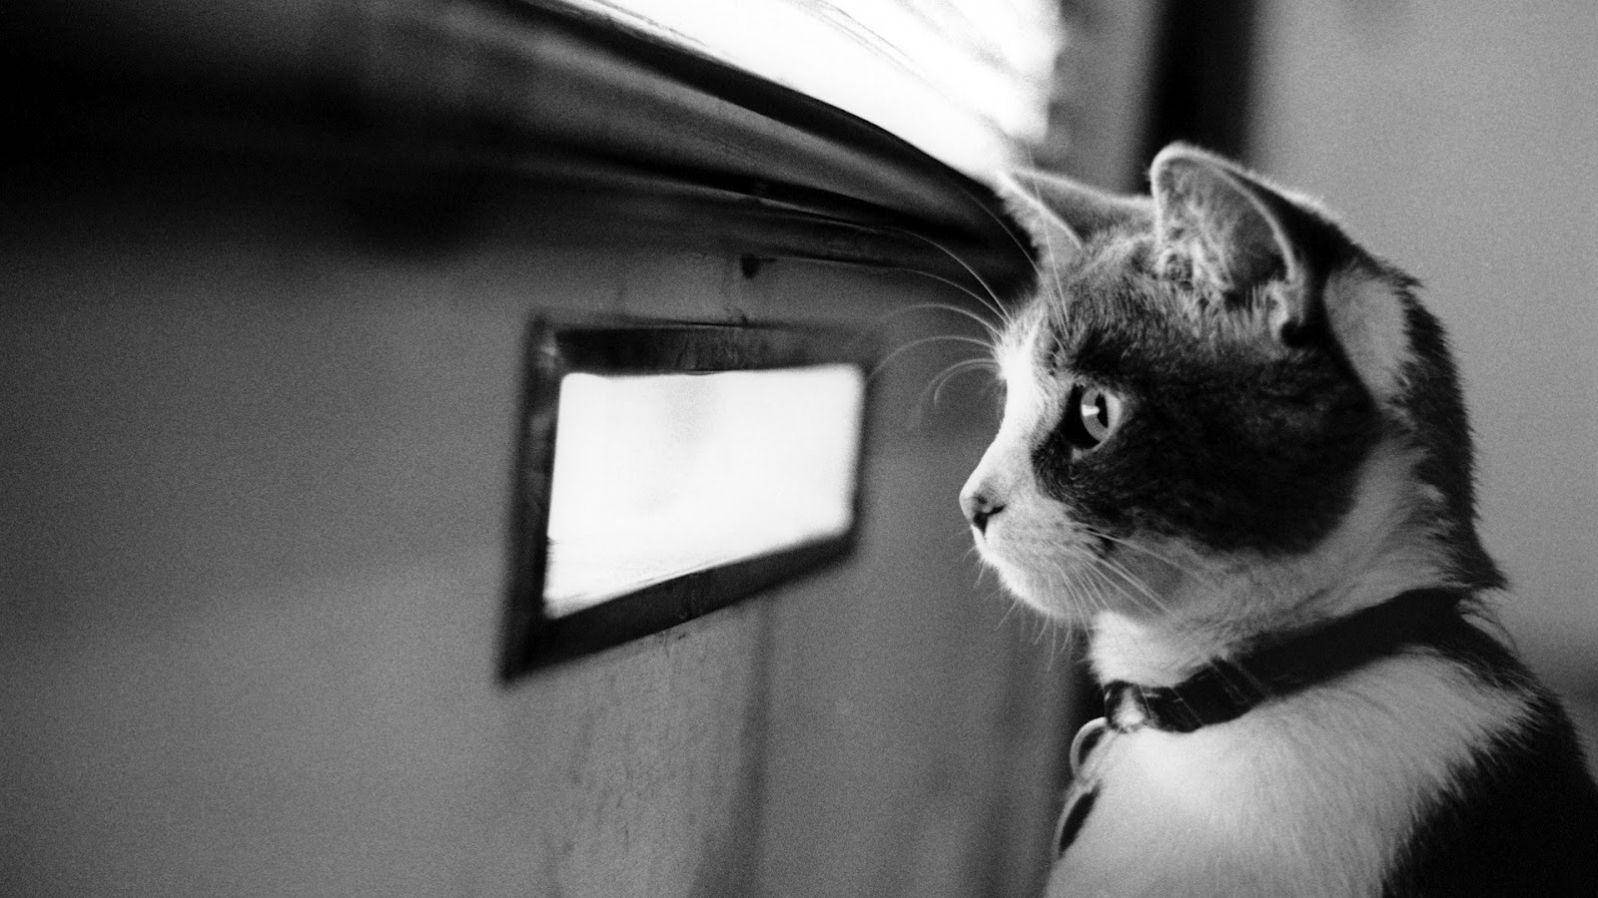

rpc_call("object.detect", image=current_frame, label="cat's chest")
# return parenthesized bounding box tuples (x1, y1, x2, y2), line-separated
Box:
(1046, 658, 1526, 898)
(1049, 722, 1366, 897)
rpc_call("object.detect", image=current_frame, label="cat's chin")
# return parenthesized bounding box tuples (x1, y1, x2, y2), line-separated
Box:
(985, 557, 1121, 625)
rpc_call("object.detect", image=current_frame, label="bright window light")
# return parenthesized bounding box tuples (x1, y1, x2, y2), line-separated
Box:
(558, 0, 1064, 178)
(543, 364, 865, 616)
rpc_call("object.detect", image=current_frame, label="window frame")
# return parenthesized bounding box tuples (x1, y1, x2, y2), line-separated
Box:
(500, 318, 875, 676)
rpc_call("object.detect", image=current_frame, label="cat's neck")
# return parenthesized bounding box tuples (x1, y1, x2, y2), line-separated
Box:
(1088, 575, 1457, 688)
(1089, 443, 1461, 687)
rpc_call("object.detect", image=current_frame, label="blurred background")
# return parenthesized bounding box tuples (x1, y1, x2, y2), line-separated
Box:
(3, 1, 1594, 895)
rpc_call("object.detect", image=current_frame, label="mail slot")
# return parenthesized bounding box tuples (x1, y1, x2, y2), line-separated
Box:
(501, 319, 873, 675)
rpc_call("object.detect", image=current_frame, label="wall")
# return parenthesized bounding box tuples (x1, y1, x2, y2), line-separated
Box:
(1251, 1, 1598, 754)
(0, 154, 1073, 894)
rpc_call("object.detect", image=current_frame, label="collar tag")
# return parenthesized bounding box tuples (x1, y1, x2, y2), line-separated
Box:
(1056, 716, 1115, 857)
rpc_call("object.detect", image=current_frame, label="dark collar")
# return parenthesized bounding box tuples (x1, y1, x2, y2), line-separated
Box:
(1101, 588, 1468, 733)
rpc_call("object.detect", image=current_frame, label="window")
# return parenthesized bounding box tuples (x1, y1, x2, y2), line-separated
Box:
(556, 0, 1064, 176)
(501, 320, 873, 673)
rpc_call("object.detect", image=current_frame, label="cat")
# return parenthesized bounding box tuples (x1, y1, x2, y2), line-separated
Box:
(959, 143, 1598, 896)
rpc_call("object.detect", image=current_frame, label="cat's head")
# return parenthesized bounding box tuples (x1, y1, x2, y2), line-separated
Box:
(960, 144, 1500, 637)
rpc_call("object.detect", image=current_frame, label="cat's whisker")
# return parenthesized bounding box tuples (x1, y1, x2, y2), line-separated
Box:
(1080, 560, 1107, 616)
(1085, 555, 1164, 617)
(1077, 566, 1119, 623)
(1029, 614, 1048, 647)
(934, 354, 1000, 382)
(1095, 554, 1171, 615)
(1052, 539, 1128, 611)
(865, 298, 1004, 343)
(922, 362, 994, 417)
(885, 228, 1011, 324)
(902, 353, 1000, 432)
(1051, 552, 1106, 622)
(868, 333, 992, 382)
(1046, 607, 1074, 663)
(1036, 556, 1073, 621)
(1055, 621, 1077, 665)
(995, 596, 1021, 631)
(885, 268, 1017, 335)
(1086, 529, 1220, 588)
(960, 157, 1050, 277)
(1079, 560, 1132, 613)
(927, 357, 995, 408)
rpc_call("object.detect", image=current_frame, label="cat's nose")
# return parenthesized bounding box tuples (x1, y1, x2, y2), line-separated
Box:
(960, 488, 1005, 534)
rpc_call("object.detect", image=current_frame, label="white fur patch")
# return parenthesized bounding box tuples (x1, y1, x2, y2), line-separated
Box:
(1047, 653, 1529, 897)
(996, 321, 1047, 434)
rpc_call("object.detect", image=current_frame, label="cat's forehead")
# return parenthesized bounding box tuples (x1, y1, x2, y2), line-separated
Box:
(1010, 234, 1182, 375)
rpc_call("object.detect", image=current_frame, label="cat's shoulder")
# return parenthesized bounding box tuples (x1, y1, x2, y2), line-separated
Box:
(1384, 685, 1598, 896)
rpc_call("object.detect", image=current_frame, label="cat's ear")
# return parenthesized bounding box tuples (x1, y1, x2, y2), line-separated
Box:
(998, 169, 1150, 262)
(1150, 143, 1326, 341)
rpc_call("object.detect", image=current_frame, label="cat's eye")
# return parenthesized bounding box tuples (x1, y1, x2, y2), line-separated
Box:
(1065, 384, 1123, 452)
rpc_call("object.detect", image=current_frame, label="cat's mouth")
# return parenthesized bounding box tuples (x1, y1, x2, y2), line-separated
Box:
(969, 508, 1196, 623)
(968, 523, 1110, 622)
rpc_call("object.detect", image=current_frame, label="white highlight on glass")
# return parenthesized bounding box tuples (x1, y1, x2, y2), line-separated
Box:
(558, 0, 1063, 177)
(543, 364, 865, 617)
